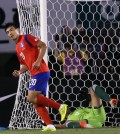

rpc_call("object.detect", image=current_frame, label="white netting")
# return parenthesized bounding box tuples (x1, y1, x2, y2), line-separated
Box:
(9, 72, 42, 129)
(9, 0, 42, 129)
(9, 0, 120, 129)
(48, 0, 120, 127)
(16, 0, 41, 36)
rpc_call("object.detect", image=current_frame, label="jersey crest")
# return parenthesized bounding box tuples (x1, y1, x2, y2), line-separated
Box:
(20, 42, 25, 50)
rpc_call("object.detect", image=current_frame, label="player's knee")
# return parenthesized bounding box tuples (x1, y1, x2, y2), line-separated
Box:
(27, 95, 32, 102)
(27, 95, 36, 104)
(89, 87, 95, 95)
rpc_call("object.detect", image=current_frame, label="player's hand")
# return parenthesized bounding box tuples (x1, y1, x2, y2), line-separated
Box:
(12, 70, 20, 77)
(32, 61, 40, 70)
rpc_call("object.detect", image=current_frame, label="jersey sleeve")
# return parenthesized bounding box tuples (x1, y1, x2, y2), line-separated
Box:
(25, 34, 41, 47)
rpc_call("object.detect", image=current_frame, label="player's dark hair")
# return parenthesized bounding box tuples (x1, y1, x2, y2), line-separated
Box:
(5, 22, 18, 32)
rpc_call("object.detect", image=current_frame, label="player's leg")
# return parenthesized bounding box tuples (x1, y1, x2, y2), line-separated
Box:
(89, 87, 102, 107)
(28, 90, 61, 110)
(28, 72, 68, 127)
(92, 84, 110, 102)
(35, 105, 53, 125)
(55, 124, 67, 129)
(88, 85, 118, 128)
(37, 95, 68, 122)
(89, 87, 106, 127)
(56, 120, 93, 129)
(28, 90, 56, 131)
(91, 84, 118, 108)
(28, 92, 52, 126)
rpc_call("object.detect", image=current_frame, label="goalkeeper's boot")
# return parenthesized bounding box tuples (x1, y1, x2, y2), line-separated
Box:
(42, 125, 56, 132)
(109, 98, 118, 109)
(59, 104, 68, 121)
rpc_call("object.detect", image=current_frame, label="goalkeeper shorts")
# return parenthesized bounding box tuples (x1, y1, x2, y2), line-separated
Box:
(29, 72, 50, 95)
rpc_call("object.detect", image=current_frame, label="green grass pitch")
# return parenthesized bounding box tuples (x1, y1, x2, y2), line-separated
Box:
(0, 128, 120, 134)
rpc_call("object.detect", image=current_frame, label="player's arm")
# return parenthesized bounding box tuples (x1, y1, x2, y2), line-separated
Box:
(19, 64, 28, 74)
(55, 124, 67, 129)
(32, 41, 47, 69)
(12, 64, 28, 77)
(64, 120, 93, 128)
(55, 120, 92, 129)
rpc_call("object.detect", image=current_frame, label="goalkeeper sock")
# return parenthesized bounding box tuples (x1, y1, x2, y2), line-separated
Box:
(37, 96, 60, 110)
(35, 106, 53, 125)
(92, 84, 110, 102)
(66, 121, 87, 128)
(66, 121, 81, 128)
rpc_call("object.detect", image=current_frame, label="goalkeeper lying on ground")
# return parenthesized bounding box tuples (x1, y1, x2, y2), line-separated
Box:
(55, 84, 118, 129)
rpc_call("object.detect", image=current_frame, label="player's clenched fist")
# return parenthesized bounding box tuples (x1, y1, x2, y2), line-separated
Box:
(12, 70, 20, 77)
(32, 61, 40, 70)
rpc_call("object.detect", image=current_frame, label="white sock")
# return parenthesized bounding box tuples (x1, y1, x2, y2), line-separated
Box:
(47, 124, 55, 128)
(92, 84, 97, 92)
(59, 104, 63, 110)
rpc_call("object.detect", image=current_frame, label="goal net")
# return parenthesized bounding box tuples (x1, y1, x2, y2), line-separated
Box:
(9, 0, 120, 129)
(9, 0, 42, 129)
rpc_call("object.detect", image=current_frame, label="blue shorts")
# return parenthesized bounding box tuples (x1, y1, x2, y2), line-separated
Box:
(29, 72, 50, 96)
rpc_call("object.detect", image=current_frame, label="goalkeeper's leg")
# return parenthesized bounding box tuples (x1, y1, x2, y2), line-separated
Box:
(89, 87, 102, 107)
(91, 85, 118, 108)
(55, 120, 93, 129)
(88, 88, 106, 127)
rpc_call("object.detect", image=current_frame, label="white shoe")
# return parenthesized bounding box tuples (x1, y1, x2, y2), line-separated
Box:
(42, 125, 56, 131)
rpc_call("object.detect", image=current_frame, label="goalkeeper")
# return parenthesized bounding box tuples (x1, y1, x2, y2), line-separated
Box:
(55, 84, 118, 129)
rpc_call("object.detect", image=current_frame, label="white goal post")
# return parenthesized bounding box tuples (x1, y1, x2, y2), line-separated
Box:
(9, 0, 120, 129)
(9, 0, 48, 129)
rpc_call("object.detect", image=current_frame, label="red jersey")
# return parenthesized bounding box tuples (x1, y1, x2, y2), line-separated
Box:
(16, 34, 50, 76)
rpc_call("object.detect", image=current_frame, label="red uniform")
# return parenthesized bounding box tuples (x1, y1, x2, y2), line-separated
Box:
(16, 34, 50, 76)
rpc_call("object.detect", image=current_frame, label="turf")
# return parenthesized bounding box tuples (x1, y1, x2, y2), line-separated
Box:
(0, 128, 120, 134)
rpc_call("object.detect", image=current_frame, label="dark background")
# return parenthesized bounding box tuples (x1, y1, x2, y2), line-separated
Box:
(0, 53, 19, 127)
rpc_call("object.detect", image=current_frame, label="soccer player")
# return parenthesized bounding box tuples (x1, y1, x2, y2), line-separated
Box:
(5, 23, 68, 131)
(55, 84, 118, 129)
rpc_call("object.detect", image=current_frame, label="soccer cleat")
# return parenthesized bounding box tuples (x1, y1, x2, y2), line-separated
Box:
(109, 98, 118, 109)
(42, 126, 56, 131)
(59, 104, 68, 122)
